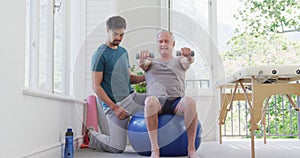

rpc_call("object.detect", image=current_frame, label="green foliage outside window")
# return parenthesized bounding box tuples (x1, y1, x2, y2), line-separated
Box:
(234, 0, 300, 36)
(221, 0, 300, 75)
(226, 95, 299, 138)
(130, 65, 146, 93)
(263, 95, 299, 138)
(222, 1, 300, 138)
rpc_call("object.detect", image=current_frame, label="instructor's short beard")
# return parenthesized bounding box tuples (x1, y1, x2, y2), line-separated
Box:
(112, 40, 121, 46)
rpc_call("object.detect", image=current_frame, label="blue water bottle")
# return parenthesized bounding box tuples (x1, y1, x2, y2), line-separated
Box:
(64, 128, 74, 158)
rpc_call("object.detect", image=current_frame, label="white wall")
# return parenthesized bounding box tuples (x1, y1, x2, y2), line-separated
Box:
(0, 1, 85, 157)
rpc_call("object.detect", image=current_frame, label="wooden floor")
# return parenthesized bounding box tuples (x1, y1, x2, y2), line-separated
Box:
(75, 139, 300, 158)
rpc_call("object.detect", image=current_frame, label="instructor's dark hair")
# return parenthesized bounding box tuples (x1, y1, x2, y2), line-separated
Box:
(106, 16, 127, 30)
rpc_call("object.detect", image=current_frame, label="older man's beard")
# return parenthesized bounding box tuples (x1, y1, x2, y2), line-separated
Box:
(112, 40, 121, 46)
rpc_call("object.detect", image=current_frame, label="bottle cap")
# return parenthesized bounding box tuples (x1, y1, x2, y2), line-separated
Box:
(66, 128, 73, 136)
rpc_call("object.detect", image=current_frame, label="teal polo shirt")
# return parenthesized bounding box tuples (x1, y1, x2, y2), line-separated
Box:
(90, 44, 132, 108)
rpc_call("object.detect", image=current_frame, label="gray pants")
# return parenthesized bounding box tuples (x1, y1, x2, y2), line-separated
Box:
(89, 92, 147, 153)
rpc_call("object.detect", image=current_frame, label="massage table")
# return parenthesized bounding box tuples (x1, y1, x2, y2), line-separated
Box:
(216, 65, 300, 158)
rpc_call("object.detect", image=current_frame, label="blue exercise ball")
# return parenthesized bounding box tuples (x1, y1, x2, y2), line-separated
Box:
(128, 111, 202, 156)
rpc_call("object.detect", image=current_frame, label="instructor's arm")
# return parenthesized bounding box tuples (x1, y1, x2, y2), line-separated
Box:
(92, 71, 129, 120)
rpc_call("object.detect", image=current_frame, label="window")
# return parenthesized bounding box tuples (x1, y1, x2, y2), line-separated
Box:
(217, 0, 300, 75)
(171, 0, 211, 88)
(25, 0, 68, 95)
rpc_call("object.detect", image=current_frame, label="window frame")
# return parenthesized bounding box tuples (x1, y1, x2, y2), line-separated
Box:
(169, 0, 217, 89)
(25, 0, 69, 96)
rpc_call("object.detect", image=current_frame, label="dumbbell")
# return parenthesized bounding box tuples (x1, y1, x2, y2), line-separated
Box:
(136, 50, 194, 59)
(176, 50, 195, 56)
(136, 52, 155, 59)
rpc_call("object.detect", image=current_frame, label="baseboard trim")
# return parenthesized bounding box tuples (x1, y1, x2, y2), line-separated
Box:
(22, 136, 84, 158)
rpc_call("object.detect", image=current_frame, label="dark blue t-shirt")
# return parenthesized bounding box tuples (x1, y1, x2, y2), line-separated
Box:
(90, 44, 132, 107)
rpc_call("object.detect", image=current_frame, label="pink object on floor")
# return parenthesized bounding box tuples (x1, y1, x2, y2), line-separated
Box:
(86, 95, 99, 132)
(83, 95, 99, 144)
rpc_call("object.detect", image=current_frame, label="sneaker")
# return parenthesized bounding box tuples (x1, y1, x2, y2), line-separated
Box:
(87, 126, 95, 140)
(87, 126, 95, 133)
